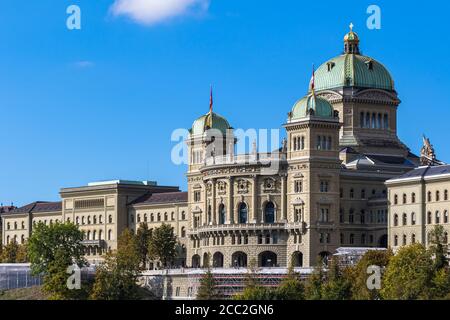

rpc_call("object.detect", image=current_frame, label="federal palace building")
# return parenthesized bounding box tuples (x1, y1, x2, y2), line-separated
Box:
(2, 26, 450, 271)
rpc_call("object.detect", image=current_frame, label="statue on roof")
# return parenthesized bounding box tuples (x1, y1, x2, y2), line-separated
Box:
(420, 135, 437, 166)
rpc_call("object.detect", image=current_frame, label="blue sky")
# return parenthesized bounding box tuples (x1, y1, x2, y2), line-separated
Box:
(1, 0, 450, 206)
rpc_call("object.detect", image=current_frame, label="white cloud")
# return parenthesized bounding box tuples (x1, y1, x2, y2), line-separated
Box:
(110, 0, 210, 25)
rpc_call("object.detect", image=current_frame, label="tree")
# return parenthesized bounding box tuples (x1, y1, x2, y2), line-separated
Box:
(429, 225, 448, 271)
(27, 221, 87, 299)
(234, 258, 277, 300)
(320, 257, 352, 300)
(136, 223, 152, 268)
(148, 224, 177, 268)
(274, 259, 304, 300)
(197, 254, 220, 300)
(350, 249, 393, 300)
(381, 243, 434, 300)
(1, 241, 20, 263)
(90, 228, 147, 300)
(304, 258, 325, 300)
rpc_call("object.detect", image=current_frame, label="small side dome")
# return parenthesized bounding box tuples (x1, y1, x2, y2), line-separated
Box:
(290, 94, 334, 120)
(190, 112, 232, 136)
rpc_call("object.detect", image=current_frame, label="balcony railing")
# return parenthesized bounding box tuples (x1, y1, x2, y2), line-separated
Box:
(189, 222, 286, 234)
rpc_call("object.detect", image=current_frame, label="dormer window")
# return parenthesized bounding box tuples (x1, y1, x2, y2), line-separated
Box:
(327, 61, 335, 72)
(365, 60, 374, 70)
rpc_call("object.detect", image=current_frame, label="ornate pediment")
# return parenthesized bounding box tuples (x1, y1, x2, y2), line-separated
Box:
(354, 89, 398, 103)
(317, 90, 343, 102)
(291, 197, 304, 205)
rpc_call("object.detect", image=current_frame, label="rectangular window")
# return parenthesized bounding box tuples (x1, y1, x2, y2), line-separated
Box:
(320, 181, 329, 193)
(294, 180, 302, 193)
(194, 191, 201, 202)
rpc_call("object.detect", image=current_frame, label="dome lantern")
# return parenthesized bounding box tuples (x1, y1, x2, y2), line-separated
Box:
(344, 23, 360, 54)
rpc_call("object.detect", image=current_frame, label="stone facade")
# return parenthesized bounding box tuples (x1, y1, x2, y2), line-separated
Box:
(386, 165, 450, 250)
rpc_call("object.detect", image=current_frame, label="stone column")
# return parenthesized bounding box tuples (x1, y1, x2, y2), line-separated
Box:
(252, 175, 258, 223)
(203, 181, 208, 226)
(211, 179, 216, 224)
(281, 174, 287, 222)
(228, 177, 234, 224)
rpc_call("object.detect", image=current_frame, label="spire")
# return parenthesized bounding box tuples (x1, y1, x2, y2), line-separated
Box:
(308, 64, 317, 115)
(310, 64, 315, 95)
(206, 85, 213, 129)
(344, 23, 360, 54)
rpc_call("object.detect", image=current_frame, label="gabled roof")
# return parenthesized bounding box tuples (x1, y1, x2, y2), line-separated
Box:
(2, 201, 62, 215)
(130, 192, 188, 206)
(388, 164, 450, 182)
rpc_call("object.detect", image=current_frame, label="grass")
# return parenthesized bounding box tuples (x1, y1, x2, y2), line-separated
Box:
(0, 286, 48, 300)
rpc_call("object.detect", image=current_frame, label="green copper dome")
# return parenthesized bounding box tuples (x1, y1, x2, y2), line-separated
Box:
(291, 94, 334, 120)
(310, 54, 395, 92)
(309, 25, 395, 92)
(190, 112, 231, 136)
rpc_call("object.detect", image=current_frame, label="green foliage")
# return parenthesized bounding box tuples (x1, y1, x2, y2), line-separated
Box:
(136, 223, 152, 267)
(275, 278, 305, 300)
(429, 225, 449, 271)
(90, 228, 147, 300)
(304, 258, 324, 300)
(381, 243, 434, 300)
(197, 256, 220, 300)
(350, 249, 393, 300)
(27, 221, 87, 299)
(148, 223, 178, 268)
(0, 241, 28, 263)
(320, 258, 352, 300)
(28, 222, 85, 275)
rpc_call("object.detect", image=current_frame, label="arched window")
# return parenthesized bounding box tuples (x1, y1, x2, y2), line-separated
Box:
(21, 235, 25, 244)
(181, 211, 186, 220)
(444, 232, 448, 244)
(402, 234, 407, 246)
(99, 230, 103, 240)
(316, 136, 322, 150)
(411, 212, 416, 225)
(350, 188, 354, 198)
(349, 234, 354, 244)
(361, 189, 366, 199)
(402, 213, 407, 226)
(411, 234, 416, 243)
(394, 194, 398, 205)
(93, 215, 97, 224)
(108, 229, 112, 240)
(81, 217, 85, 225)
(99, 215, 102, 224)
(264, 202, 275, 223)
(87, 216, 91, 224)
(436, 211, 440, 224)
(428, 212, 432, 224)
(445, 190, 448, 201)
(349, 209, 354, 224)
(371, 113, 376, 128)
(157, 213, 161, 221)
(238, 203, 248, 224)
(218, 204, 226, 225)
(109, 215, 113, 223)
(445, 211, 449, 223)
(21, 221, 25, 229)
(394, 214, 398, 226)
(87, 231, 91, 240)
(6, 235, 9, 243)
(150, 213, 154, 222)
(428, 191, 432, 202)
(164, 212, 168, 221)
(412, 193, 416, 203)
(76, 217, 79, 225)
(144, 214, 148, 222)
(394, 235, 398, 246)
(137, 214, 141, 223)
(403, 194, 407, 204)
(436, 191, 440, 202)
(93, 230, 97, 240)
(181, 227, 186, 238)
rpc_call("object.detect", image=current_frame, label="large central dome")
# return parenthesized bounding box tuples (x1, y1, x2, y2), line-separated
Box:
(309, 27, 395, 92)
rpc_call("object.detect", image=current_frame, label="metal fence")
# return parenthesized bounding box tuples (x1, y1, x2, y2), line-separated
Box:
(0, 264, 43, 291)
